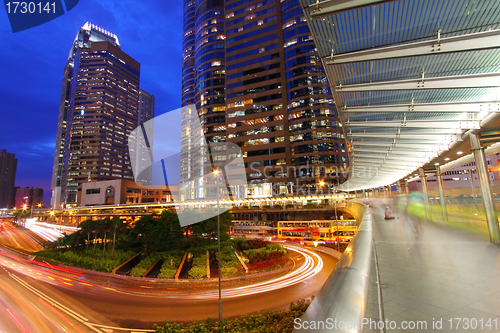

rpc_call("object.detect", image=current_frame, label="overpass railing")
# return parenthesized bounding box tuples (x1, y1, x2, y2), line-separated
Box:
(293, 200, 372, 332)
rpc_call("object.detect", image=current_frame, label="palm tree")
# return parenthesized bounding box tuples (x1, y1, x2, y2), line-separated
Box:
(99, 217, 112, 258)
(109, 216, 125, 259)
(78, 219, 94, 251)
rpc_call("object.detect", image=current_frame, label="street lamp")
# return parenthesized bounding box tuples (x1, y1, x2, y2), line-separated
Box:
(318, 181, 325, 195)
(213, 169, 222, 322)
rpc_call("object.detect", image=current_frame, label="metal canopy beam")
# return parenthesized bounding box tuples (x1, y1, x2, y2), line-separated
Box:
(308, 0, 392, 18)
(341, 101, 500, 113)
(348, 133, 462, 140)
(352, 164, 418, 171)
(353, 158, 428, 164)
(336, 72, 500, 92)
(351, 142, 450, 149)
(325, 29, 500, 65)
(354, 148, 436, 155)
(354, 151, 435, 158)
(353, 156, 429, 163)
(345, 120, 479, 129)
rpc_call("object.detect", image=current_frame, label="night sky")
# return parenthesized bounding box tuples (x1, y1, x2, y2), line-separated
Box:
(0, 0, 184, 205)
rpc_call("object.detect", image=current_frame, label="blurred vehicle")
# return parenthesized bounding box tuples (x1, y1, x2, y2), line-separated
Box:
(277, 220, 357, 243)
(302, 238, 325, 247)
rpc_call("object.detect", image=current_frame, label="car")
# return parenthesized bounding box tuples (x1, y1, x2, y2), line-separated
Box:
(302, 238, 325, 247)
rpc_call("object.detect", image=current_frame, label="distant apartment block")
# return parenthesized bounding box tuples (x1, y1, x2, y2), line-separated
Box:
(0, 149, 17, 208)
(14, 187, 44, 208)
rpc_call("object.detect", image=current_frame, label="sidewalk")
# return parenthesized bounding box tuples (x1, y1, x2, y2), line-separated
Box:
(370, 205, 500, 333)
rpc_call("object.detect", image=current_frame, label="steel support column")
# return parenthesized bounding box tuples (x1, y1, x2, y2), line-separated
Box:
(469, 133, 500, 243)
(418, 167, 430, 221)
(405, 180, 409, 195)
(436, 166, 448, 222)
(397, 181, 402, 195)
(469, 169, 479, 210)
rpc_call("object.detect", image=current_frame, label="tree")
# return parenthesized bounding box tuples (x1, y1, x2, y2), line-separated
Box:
(129, 214, 159, 255)
(109, 216, 128, 259)
(99, 217, 112, 258)
(189, 210, 232, 241)
(78, 218, 94, 251)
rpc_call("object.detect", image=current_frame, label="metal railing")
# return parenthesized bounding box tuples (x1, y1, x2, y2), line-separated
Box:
(293, 201, 372, 332)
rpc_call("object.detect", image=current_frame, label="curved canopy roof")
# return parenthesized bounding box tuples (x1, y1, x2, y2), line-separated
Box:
(301, 0, 500, 191)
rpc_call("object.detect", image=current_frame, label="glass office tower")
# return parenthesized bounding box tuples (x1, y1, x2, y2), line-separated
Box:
(182, 0, 348, 199)
(52, 23, 141, 207)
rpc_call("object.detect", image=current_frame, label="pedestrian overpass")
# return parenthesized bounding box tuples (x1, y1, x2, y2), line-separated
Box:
(294, 0, 500, 331)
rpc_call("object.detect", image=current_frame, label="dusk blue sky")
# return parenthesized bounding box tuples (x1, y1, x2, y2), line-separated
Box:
(0, 0, 184, 204)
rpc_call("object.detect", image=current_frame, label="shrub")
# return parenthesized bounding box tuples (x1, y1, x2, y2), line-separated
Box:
(188, 265, 206, 279)
(156, 251, 184, 279)
(130, 254, 160, 277)
(34, 249, 135, 273)
(157, 266, 177, 279)
(221, 266, 238, 278)
(243, 244, 287, 263)
(320, 243, 349, 252)
(188, 254, 207, 279)
(154, 298, 312, 333)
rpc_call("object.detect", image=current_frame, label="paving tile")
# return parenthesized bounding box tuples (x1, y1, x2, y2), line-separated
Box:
(371, 211, 500, 333)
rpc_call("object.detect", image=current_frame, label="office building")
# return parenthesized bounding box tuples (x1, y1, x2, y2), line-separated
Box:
(0, 150, 17, 208)
(14, 187, 44, 208)
(52, 22, 141, 207)
(134, 89, 155, 186)
(138, 89, 155, 126)
(180, 0, 348, 200)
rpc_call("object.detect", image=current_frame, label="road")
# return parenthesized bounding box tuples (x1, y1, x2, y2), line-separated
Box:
(0, 224, 338, 331)
(0, 222, 43, 252)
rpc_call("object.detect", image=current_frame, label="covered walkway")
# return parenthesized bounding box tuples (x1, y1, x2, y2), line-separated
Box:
(366, 203, 500, 332)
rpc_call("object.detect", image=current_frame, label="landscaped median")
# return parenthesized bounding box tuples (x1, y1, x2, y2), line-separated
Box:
(34, 249, 136, 273)
(153, 298, 312, 333)
(32, 238, 291, 280)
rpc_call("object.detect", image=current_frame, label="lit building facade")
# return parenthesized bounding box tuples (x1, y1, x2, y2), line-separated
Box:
(410, 154, 500, 196)
(52, 23, 141, 207)
(138, 89, 155, 126)
(80, 179, 177, 207)
(0, 149, 17, 209)
(134, 89, 155, 186)
(14, 187, 44, 208)
(180, 0, 348, 200)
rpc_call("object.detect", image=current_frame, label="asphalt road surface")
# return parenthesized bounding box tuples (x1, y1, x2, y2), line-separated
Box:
(0, 225, 338, 331)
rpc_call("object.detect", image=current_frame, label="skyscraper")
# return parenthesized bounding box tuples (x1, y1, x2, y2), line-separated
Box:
(0, 149, 17, 209)
(181, 0, 348, 200)
(138, 89, 155, 126)
(52, 23, 141, 207)
(134, 89, 155, 185)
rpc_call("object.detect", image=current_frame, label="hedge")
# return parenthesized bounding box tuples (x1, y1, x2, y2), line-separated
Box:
(154, 298, 312, 333)
(157, 252, 184, 279)
(243, 244, 287, 263)
(34, 249, 135, 273)
(188, 254, 207, 279)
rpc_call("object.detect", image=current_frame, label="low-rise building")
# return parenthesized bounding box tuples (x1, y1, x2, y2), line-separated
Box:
(81, 179, 177, 207)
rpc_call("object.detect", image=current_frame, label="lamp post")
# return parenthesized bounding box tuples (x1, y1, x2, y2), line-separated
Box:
(335, 202, 340, 252)
(213, 169, 222, 322)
